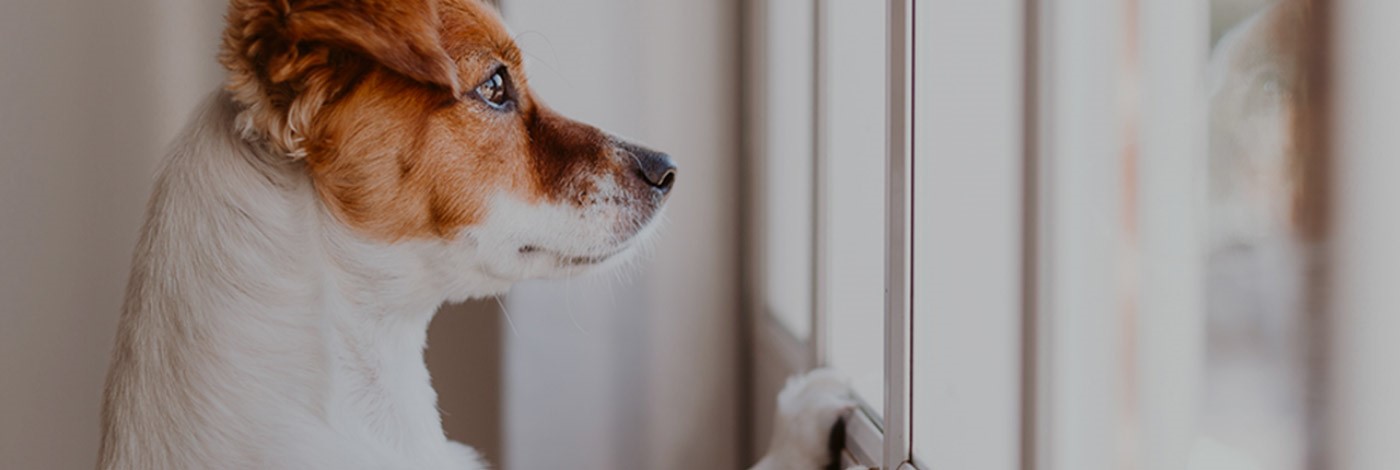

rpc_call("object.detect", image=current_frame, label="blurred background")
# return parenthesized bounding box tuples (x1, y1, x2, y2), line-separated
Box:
(3, 0, 1395, 469)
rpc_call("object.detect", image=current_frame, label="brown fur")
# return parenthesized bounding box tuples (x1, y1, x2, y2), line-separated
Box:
(221, 0, 628, 240)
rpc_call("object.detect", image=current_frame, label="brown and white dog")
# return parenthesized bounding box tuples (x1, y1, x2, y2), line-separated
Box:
(98, 0, 853, 468)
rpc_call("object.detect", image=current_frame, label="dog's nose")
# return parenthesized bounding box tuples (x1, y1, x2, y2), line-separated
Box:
(636, 150, 677, 194)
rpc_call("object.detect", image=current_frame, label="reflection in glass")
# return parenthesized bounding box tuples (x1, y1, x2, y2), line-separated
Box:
(1197, 1, 1311, 469)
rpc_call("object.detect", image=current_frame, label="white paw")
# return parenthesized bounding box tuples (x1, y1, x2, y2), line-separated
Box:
(759, 368, 858, 469)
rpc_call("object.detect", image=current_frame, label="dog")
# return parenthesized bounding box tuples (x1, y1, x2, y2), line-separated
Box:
(98, 0, 855, 468)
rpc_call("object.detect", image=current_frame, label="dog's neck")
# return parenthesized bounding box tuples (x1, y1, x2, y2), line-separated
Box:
(101, 92, 459, 467)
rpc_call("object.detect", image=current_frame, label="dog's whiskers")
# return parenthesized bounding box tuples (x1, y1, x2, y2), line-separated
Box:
(605, 275, 620, 320)
(514, 31, 569, 87)
(494, 295, 521, 338)
(565, 276, 589, 334)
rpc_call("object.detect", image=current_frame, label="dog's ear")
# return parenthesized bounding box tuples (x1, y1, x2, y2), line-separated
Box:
(225, 0, 460, 95)
(222, 0, 461, 155)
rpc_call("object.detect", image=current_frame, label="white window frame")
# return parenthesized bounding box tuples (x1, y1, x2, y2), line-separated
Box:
(750, 0, 1021, 467)
(744, 0, 890, 461)
(751, 0, 1023, 467)
(882, 0, 914, 467)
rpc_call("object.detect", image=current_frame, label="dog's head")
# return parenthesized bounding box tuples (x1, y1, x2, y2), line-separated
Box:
(220, 0, 674, 295)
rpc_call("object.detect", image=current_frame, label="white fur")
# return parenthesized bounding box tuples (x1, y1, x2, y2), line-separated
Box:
(752, 370, 861, 470)
(99, 91, 853, 469)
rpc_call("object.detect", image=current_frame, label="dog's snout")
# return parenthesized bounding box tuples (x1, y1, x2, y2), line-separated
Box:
(635, 149, 677, 194)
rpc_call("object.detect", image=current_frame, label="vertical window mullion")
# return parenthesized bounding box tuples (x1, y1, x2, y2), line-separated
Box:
(885, 0, 914, 466)
(1022, 0, 1047, 469)
(1037, 0, 1129, 469)
(811, 0, 830, 368)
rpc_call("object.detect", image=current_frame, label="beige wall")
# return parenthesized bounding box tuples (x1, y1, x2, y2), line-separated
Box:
(0, 1, 223, 468)
(500, 0, 745, 468)
(427, 302, 505, 465)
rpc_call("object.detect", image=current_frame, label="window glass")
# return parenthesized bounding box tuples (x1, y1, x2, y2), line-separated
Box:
(822, 0, 887, 413)
(762, 0, 816, 339)
(1195, 1, 1311, 469)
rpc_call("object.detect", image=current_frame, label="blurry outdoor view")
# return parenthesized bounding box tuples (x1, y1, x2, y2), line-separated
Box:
(1200, 0, 1312, 469)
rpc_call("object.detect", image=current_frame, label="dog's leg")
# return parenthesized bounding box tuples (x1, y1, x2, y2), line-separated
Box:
(750, 368, 860, 470)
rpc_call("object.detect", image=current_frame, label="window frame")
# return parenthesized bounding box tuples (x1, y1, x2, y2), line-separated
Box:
(741, 0, 934, 467)
(747, 0, 1019, 468)
(883, 0, 915, 467)
(746, 1, 1242, 469)
(744, 0, 893, 462)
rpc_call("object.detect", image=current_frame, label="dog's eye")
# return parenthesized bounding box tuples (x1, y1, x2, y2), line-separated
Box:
(474, 68, 512, 110)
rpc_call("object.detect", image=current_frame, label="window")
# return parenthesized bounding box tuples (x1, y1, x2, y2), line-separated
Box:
(747, 1, 1392, 469)
(1199, 2, 1310, 468)
(757, 0, 817, 342)
(821, 0, 888, 415)
(752, 1, 1026, 466)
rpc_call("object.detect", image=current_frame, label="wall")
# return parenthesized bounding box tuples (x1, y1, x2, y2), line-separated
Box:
(0, 1, 223, 468)
(500, 0, 744, 468)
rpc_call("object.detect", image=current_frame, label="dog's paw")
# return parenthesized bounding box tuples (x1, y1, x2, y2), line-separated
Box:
(754, 368, 858, 469)
(774, 368, 857, 450)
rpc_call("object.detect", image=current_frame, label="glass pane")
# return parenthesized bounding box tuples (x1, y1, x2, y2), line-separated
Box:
(910, 0, 1023, 466)
(762, 0, 816, 340)
(823, 0, 886, 414)
(1196, 1, 1312, 469)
